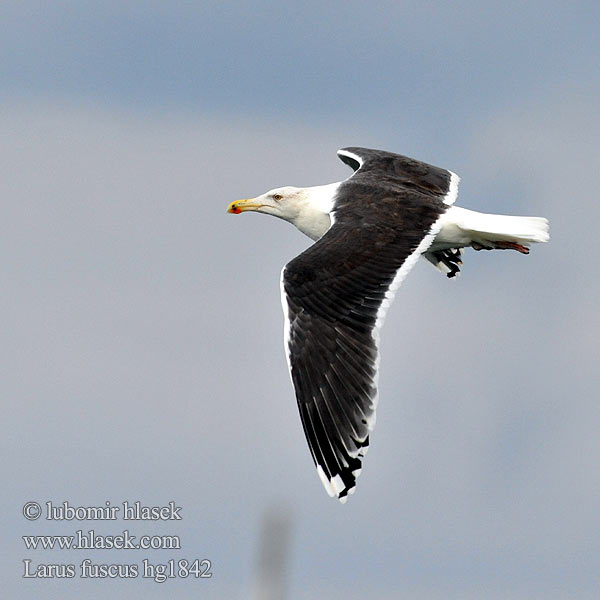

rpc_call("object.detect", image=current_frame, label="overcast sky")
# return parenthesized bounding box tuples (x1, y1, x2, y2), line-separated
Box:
(2, 2, 599, 599)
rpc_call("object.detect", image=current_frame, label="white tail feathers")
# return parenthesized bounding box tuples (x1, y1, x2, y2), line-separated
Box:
(433, 206, 550, 249)
(425, 206, 549, 277)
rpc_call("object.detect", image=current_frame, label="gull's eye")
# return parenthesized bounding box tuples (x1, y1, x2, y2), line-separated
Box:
(273, 194, 283, 201)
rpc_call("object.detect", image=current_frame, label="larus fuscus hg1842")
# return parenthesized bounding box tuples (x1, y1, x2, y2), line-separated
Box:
(227, 146, 549, 503)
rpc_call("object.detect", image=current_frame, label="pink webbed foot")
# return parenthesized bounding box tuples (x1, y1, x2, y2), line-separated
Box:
(471, 241, 530, 254)
(494, 241, 530, 254)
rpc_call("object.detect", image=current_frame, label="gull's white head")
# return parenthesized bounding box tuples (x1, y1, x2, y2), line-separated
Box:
(227, 186, 309, 222)
(228, 182, 338, 240)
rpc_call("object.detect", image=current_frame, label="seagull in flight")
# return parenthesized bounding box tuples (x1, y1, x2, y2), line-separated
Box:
(227, 147, 549, 502)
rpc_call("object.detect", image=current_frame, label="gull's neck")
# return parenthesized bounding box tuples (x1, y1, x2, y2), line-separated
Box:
(293, 181, 341, 241)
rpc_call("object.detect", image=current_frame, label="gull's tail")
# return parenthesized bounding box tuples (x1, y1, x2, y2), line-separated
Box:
(425, 206, 550, 277)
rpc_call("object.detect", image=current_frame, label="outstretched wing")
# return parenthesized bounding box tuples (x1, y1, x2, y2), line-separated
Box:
(281, 153, 459, 501)
(338, 146, 459, 204)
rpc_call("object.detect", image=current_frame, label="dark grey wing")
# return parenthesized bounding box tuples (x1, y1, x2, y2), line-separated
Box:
(281, 181, 450, 501)
(337, 146, 459, 204)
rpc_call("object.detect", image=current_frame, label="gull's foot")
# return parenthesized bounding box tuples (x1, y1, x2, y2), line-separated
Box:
(472, 241, 529, 254)
(494, 241, 530, 254)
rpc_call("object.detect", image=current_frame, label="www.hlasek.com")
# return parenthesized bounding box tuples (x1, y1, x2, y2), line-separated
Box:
(21, 500, 212, 582)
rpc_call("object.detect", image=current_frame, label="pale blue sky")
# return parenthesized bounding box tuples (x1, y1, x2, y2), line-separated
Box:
(2, 2, 599, 599)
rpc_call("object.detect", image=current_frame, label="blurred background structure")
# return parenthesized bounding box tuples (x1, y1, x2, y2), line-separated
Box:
(250, 507, 292, 600)
(2, 2, 599, 598)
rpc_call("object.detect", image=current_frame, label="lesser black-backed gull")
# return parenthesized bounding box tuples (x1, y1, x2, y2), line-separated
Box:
(227, 147, 549, 502)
